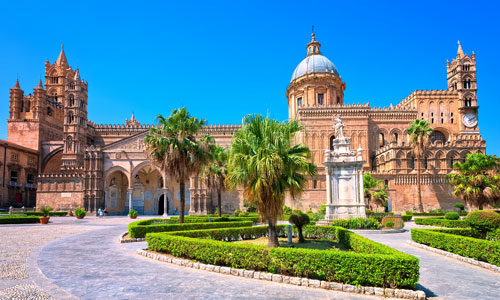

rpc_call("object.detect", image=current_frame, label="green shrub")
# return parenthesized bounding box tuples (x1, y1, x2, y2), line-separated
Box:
(405, 210, 414, 216)
(414, 217, 468, 228)
(147, 225, 419, 288)
(288, 210, 310, 242)
(329, 218, 380, 229)
(365, 211, 394, 222)
(411, 228, 500, 266)
(466, 210, 500, 238)
(454, 202, 465, 210)
(75, 207, 86, 217)
(128, 209, 138, 217)
(401, 215, 412, 221)
(24, 211, 68, 216)
(38, 206, 53, 217)
(445, 212, 460, 220)
(486, 228, 500, 242)
(128, 220, 253, 238)
(385, 221, 395, 228)
(160, 216, 258, 224)
(283, 206, 292, 214)
(0, 215, 40, 224)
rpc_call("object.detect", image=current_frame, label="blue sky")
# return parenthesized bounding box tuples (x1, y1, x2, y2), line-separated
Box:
(1, 0, 499, 155)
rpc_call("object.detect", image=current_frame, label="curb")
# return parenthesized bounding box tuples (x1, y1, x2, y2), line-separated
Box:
(136, 249, 426, 300)
(352, 228, 407, 234)
(119, 232, 145, 243)
(407, 241, 500, 273)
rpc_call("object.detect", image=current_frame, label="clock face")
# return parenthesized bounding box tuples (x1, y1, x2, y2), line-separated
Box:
(462, 113, 478, 128)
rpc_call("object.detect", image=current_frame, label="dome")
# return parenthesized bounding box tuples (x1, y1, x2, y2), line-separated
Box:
(291, 54, 339, 82)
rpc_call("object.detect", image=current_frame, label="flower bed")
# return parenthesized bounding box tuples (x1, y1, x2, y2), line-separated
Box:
(164, 216, 259, 224)
(147, 225, 419, 288)
(414, 217, 468, 228)
(411, 228, 500, 266)
(128, 219, 253, 238)
(0, 215, 41, 224)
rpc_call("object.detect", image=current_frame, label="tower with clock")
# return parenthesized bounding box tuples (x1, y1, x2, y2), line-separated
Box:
(446, 41, 479, 133)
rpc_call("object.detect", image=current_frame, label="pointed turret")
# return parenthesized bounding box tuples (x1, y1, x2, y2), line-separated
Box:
(37, 79, 43, 89)
(56, 44, 68, 66)
(14, 79, 20, 89)
(457, 40, 464, 59)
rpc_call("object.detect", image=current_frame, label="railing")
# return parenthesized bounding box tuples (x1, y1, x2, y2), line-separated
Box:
(7, 181, 23, 188)
(25, 183, 37, 189)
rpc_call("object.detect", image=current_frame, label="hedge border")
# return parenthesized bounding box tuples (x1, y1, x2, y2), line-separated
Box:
(414, 217, 468, 228)
(0, 216, 40, 224)
(137, 248, 425, 300)
(407, 240, 500, 273)
(411, 228, 500, 267)
(146, 225, 419, 289)
(128, 219, 253, 238)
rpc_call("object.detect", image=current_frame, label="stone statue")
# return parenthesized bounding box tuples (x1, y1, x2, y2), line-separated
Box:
(333, 115, 345, 139)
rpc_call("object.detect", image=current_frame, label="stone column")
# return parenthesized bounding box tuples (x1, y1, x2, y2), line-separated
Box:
(325, 167, 331, 205)
(128, 188, 133, 213)
(162, 188, 168, 217)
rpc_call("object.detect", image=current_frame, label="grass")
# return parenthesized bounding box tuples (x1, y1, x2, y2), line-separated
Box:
(233, 237, 349, 251)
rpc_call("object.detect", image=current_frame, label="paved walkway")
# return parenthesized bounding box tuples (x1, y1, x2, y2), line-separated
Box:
(2, 216, 500, 299)
(358, 223, 500, 300)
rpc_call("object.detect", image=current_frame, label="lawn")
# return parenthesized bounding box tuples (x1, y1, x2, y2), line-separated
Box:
(233, 237, 348, 251)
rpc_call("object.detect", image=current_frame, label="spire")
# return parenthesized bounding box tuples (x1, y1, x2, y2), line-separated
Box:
(457, 40, 464, 58)
(37, 79, 43, 89)
(56, 44, 68, 66)
(14, 79, 20, 89)
(131, 112, 136, 121)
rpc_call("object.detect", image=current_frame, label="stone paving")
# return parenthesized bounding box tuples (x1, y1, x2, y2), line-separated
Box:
(358, 222, 500, 300)
(1, 216, 500, 299)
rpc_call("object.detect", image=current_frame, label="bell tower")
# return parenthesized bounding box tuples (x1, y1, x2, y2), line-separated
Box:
(446, 41, 479, 133)
(61, 68, 88, 169)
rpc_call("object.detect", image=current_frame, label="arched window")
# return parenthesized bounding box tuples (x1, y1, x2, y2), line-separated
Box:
(313, 180, 317, 189)
(25, 100, 30, 112)
(393, 132, 398, 144)
(424, 157, 428, 169)
(379, 133, 385, 147)
(465, 98, 472, 107)
(47, 107, 52, 116)
(69, 94, 75, 107)
(297, 97, 302, 107)
(69, 82, 75, 90)
(410, 157, 415, 169)
(430, 131, 446, 143)
(329, 135, 336, 150)
(66, 136, 73, 152)
(68, 112, 74, 124)
(448, 158, 455, 169)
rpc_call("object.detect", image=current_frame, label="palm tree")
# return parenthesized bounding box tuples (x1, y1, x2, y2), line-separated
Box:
(201, 145, 228, 217)
(405, 119, 432, 212)
(363, 173, 389, 211)
(226, 115, 317, 248)
(144, 108, 214, 223)
(447, 153, 500, 210)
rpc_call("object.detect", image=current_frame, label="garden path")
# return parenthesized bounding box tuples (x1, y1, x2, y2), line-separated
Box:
(358, 222, 500, 300)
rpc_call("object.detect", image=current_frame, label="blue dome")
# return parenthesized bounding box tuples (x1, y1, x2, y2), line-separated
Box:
(291, 54, 339, 82)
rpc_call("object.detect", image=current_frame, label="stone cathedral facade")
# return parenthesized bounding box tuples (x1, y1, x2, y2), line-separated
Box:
(1, 35, 485, 214)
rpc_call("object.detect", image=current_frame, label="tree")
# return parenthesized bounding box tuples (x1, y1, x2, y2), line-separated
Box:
(226, 115, 317, 247)
(405, 119, 432, 212)
(201, 145, 228, 217)
(288, 210, 310, 243)
(363, 173, 389, 211)
(446, 153, 500, 210)
(144, 108, 214, 223)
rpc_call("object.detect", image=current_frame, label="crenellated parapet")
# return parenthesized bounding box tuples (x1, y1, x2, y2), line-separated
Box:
(297, 103, 417, 121)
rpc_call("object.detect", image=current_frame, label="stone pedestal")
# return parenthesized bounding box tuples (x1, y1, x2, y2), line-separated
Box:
(322, 136, 366, 221)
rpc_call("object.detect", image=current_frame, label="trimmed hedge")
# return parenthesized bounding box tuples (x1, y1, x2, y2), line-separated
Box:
(128, 219, 253, 238)
(365, 212, 394, 222)
(24, 211, 68, 217)
(401, 215, 412, 221)
(0, 215, 40, 224)
(414, 217, 468, 228)
(164, 216, 259, 224)
(410, 211, 468, 216)
(329, 218, 380, 229)
(147, 225, 419, 288)
(411, 228, 500, 266)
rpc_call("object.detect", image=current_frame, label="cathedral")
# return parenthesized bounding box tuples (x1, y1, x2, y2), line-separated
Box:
(1, 34, 485, 214)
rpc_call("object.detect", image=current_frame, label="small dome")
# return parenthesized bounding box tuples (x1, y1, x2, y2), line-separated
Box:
(291, 54, 339, 82)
